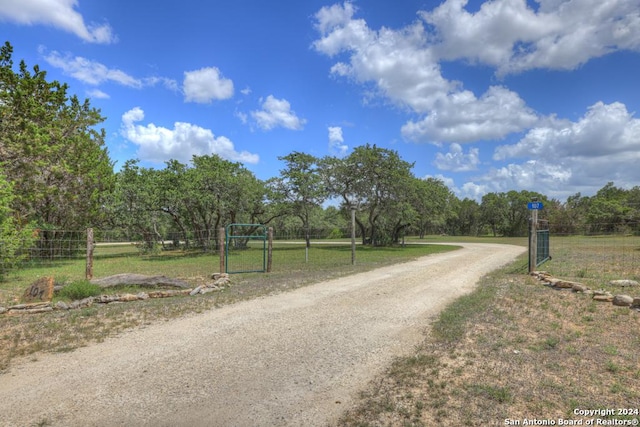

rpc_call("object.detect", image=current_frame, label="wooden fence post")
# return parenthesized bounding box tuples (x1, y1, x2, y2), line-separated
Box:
(267, 227, 273, 273)
(86, 228, 94, 280)
(219, 227, 225, 274)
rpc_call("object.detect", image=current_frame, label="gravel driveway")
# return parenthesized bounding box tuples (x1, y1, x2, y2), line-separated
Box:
(0, 243, 525, 427)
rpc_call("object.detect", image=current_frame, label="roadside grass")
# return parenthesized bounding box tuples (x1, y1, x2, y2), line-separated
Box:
(0, 242, 457, 372)
(336, 236, 640, 426)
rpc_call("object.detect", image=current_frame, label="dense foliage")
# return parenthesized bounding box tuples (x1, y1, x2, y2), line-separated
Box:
(0, 42, 114, 230)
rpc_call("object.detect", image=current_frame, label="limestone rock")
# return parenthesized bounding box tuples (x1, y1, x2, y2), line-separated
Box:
(593, 291, 613, 302)
(549, 278, 582, 289)
(147, 289, 192, 298)
(571, 283, 589, 293)
(609, 279, 639, 287)
(70, 297, 94, 309)
(190, 286, 203, 296)
(55, 301, 70, 310)
(0, 306, 6, 314)
(24, 277, 54, 302)
(90, 274, 191, 289)
(612, 294, 634, 307)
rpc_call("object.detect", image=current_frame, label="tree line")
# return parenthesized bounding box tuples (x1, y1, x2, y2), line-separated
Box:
(2, 41, 640, 270)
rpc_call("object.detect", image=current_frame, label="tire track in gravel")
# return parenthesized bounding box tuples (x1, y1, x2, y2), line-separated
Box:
(0, 243, 525, 427)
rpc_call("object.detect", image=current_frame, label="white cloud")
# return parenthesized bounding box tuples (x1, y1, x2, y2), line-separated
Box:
(312, 2, 536, 144)
(183, 67, 234, 104)
(421, 0, 640, 75)
(42, 50, 178, 91)
(314, 1, 357, 35)
(120, 107, 259, 165)
(43, 50, 141, 87)
(434, 143, 480, 172)
(495, 102, 640, 161)
(488, 101, 640, 196)
(455, 160, 572, 200)
(251, 95, 306, 131)
(86, 88, 109, 99)
(0, 0, 116, 43)
(328, 126, 348, 156)
(235, 110, 248, 125)
(402, 86, 538, 143)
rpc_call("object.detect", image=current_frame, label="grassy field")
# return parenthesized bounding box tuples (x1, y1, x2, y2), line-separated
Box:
(0, 241, 457, 372)
(337, 235, 640, 426)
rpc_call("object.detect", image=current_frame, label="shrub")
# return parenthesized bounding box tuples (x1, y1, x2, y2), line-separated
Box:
(57, 280, 102, 301)
(0, 173, 35, 279)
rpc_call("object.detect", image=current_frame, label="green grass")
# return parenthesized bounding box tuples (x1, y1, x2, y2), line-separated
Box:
(56, 280, 102, 301)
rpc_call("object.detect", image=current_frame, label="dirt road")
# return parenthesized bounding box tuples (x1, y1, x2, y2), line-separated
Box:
(0, 243, 525, 427)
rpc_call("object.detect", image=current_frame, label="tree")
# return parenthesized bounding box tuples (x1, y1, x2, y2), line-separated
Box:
(480, 193, 507, 236)
(501, 190, 547, 237)
(0, 42, 114, 230)
(321, 144, 415, 245)
(587, 182, 634, 233)
(0, 170, 35, 278)
(412, 177, 456, 238)
(269, 152, 328, 251)
(107, 155, 271, 251)
(447, 198, 481, 236)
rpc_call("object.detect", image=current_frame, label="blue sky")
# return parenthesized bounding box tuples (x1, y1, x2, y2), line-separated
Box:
(2, 0, 640, 202)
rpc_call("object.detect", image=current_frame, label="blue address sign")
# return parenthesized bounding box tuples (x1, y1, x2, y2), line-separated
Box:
(527, 202, 544, 210)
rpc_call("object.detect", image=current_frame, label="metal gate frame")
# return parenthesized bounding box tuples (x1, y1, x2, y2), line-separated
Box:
(225, 224, 267, 274)
(529, 219, 551, 271)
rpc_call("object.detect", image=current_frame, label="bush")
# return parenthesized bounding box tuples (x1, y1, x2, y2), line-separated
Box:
(57, 280, 102, 301)
(0, 173, 35, 279)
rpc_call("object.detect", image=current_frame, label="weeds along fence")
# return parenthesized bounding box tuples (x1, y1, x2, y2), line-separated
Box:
(546, 222, 640, 285)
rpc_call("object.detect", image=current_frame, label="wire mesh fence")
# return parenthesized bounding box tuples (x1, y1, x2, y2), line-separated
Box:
(2, 224, 639, 285)
(544, 222, 640, 285)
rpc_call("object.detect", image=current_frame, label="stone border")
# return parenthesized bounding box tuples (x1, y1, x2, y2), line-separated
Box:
(0, 274, 230, 315)
(530, 271, 640, 311)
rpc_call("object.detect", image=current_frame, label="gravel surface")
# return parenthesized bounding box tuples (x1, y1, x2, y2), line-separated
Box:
(0, 243, 525, 427)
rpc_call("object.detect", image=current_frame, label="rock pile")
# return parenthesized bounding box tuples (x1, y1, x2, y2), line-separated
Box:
(0, 273, 231, 315)
(530, 271, 640, 311)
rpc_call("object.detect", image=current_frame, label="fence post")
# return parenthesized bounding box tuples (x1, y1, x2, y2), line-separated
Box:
(219, 227, 225, 274)
(267, 227, 273, 273)
(529, 209, 538, 273)
(86, 228, 94, 280)
(350, 205, 356, 265)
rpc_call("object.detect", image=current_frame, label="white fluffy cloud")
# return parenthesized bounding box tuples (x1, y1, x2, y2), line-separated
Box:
(495, 102, 640, 161)
(434, 143, 480, 172)
(86, 88, 109, 99)
(121, 107, 259, 164)
(312, 2, 536, 144)
(402, 86, 538, 143)
(43, 50, 141, 87)
(0, 0, 116, 43)
(422, 0, 640, 75)
(183, 67, 234, 104)
(487, 101, 640, 195)
(42, 49, 178, 91)
(251, 95, 306, 131)
(328, 126, 348, 156)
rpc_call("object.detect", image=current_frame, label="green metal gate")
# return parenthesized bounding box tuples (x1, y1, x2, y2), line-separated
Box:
(537, 228, 550, 266)
(225, 224, 267, 274)
(532, 219, 551, 268)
